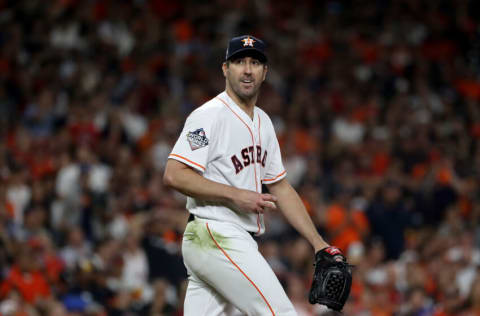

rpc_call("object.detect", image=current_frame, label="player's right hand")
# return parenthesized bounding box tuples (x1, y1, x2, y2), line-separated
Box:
(231, 190, 278, 214)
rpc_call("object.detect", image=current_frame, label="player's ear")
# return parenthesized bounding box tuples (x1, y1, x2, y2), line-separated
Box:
(262, 65, 268, 81)
(222, 62, 228, 77)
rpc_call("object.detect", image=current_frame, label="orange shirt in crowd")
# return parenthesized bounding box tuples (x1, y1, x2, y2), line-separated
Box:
(0, 265, 50, 303)
(325, 203, 369, 252)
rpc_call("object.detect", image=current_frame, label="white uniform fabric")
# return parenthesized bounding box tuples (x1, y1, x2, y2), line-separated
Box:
(182, 218, 297, 316)
(169, 91, 297, 316)
(169, 91, 287, 235)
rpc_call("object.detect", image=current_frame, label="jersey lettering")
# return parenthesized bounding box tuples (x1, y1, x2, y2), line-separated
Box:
(261, 150, 267, 167)
(241, 148, 250, 166)
(231, 155, 244, 174)
(232, 146, 267, 174)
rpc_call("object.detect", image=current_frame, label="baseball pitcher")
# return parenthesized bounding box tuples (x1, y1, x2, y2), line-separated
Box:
(164, 35, 352, 316)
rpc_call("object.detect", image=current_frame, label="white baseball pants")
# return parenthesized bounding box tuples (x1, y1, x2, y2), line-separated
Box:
(182, 217, 298, 316)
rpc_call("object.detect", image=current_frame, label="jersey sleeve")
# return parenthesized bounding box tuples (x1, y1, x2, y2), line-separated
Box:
(262, 123, 287, 184)
(168, 107, 217, 173)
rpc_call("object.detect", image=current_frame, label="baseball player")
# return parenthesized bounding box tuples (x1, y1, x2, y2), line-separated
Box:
(163, 35, 336, 316)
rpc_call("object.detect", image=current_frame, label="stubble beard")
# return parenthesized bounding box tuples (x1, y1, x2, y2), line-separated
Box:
(229, 78, 261, 102)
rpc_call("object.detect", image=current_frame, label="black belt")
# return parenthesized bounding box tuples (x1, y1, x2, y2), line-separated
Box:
(188, 213, 255, 237)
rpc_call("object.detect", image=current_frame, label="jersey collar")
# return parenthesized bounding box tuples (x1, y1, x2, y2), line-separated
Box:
(219, 91, 258, 124)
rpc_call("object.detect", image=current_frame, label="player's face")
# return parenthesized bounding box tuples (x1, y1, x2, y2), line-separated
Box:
(223, 57, 267, 101)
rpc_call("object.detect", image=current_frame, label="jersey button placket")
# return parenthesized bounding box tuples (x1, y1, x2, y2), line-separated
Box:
(250, 126, 257, 193)
(253, 119, 260, 193)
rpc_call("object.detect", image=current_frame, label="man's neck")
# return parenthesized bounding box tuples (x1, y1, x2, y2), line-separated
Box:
(225, 88, 256, 120)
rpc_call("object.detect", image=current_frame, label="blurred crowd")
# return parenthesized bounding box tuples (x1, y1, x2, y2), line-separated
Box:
(1, 0, 480, 315)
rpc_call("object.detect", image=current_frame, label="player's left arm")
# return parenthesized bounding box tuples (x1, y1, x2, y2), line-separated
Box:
(266, 178, 329, 252)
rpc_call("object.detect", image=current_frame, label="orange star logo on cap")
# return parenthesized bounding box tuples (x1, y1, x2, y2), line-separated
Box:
(241, 36, 256, 47)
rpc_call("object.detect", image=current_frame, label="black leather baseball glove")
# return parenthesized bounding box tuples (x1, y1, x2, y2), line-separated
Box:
(308, 246, 353, 312)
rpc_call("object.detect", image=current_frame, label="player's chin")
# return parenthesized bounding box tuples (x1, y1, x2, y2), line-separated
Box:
(239, 86, 259, 99)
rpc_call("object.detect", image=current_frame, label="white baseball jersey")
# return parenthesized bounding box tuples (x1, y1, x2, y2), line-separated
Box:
(168, 91, 287, 235)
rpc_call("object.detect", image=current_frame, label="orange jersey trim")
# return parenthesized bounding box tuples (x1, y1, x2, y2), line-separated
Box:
(262, 170, 286, 182)
(168, 154, 206, 171)
(206, 223, 275, 315)
(217, 96, 259, 193)
(257, 113, 262, 147)
(217, 96, 262, 233)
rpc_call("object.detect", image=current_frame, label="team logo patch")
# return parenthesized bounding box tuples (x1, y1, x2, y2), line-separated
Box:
(187, 128, 209, 150)
(241, 36, 256, 47)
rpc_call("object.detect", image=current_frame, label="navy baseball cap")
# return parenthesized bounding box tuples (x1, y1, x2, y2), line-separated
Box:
(225, 35, 267, 63)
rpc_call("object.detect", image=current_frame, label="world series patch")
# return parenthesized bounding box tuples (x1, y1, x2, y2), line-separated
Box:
(187, 128, 209, 150)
